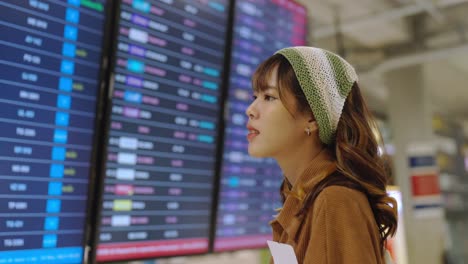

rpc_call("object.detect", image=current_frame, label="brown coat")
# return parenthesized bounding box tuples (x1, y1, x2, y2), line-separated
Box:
(270, 150, 384, 264)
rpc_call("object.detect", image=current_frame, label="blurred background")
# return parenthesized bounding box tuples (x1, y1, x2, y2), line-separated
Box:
(0, 0, 467, 263)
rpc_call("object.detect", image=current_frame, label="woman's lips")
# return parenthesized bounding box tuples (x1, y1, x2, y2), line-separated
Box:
(246, 125, 259, 141)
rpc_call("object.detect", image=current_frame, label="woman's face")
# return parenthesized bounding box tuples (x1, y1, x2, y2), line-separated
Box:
(245, 66, 310, 159)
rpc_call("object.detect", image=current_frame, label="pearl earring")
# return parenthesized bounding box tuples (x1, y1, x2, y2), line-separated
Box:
(305, 127, 311, 136)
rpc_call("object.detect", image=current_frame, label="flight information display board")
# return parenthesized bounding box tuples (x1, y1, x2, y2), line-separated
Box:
(214, 0, 307, 252)
(0, 0, 108, 263)
(95, 0, 229, 262)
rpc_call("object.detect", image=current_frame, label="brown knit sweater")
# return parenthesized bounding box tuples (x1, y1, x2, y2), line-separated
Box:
(270, 149, 384, 264)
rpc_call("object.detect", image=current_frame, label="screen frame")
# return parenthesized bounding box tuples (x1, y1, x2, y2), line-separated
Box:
(86, 0, 123, 262)
(207, 0, 237, 254)
(89, 0, 236, 262)
(0, 1, 115, 262)
(81, 0, 119, 261)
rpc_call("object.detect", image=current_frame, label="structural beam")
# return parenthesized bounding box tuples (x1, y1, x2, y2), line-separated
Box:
(313, 0, 468, 39)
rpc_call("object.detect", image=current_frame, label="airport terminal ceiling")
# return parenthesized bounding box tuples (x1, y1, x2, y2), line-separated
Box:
(296, 0, 468, 130)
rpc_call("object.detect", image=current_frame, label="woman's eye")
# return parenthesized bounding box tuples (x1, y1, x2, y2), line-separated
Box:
(264, 95, 276, 101)
(252, 95, 257, 101)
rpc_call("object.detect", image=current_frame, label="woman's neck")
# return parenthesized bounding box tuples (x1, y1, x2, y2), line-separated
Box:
(276, 144, 325, 186)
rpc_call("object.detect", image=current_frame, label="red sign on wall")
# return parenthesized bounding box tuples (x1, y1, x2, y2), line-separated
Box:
(411, 174, 440, 196)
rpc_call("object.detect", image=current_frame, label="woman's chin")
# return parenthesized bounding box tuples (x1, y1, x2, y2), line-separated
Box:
(247, 146, 267, 158)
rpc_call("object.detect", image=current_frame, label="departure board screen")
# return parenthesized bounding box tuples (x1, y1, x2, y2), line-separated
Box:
(95, 0, 230, 262)
(0, 0, 108, 263)
(214, 0, 307, 252)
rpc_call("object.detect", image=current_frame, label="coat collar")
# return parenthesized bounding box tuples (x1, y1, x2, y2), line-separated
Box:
(270, 149, 337, 241)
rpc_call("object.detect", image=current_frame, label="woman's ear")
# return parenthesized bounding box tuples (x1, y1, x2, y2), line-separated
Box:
(308, 120, 318, 132)
(304, 120, 319, 136)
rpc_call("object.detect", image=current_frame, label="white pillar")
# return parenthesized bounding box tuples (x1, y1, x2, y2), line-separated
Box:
(386, 64, 445, 264)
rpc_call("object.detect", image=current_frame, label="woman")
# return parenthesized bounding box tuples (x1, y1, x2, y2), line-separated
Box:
(245, 46, 397, 263)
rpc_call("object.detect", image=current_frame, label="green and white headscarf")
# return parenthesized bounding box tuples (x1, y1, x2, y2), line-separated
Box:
(275, 46, 358, 145)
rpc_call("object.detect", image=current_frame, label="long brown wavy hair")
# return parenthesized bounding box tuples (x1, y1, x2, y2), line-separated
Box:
(252, 54, 398, 252)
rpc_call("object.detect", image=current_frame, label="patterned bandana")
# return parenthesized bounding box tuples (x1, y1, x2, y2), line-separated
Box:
(275, 46, 358, 145)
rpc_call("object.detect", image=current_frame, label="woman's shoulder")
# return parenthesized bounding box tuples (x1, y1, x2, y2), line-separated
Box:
(308, 185, 376, 228)
(314, 185, 369, 209)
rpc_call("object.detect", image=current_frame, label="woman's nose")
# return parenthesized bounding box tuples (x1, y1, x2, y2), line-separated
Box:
(245, 102, 256, 119)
